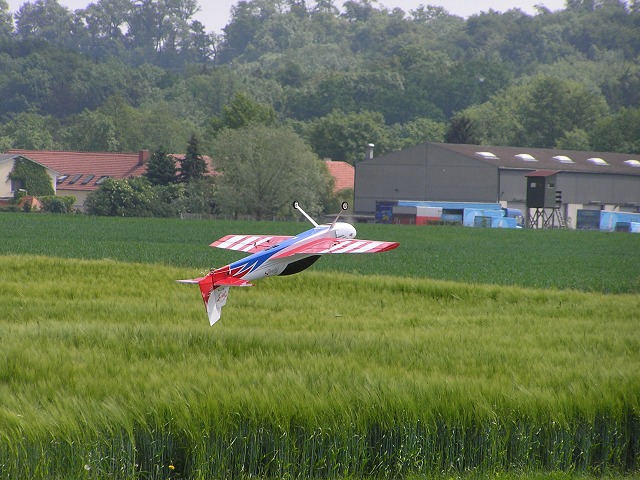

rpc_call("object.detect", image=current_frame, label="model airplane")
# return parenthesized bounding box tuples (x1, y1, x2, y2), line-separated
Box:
(179, 202, 399, 325)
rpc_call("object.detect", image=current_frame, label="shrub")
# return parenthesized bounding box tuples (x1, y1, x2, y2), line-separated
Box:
(39, 196, 76, 213)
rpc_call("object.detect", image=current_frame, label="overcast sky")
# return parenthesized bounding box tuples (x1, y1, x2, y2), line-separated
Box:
(6, 0, 567, 34)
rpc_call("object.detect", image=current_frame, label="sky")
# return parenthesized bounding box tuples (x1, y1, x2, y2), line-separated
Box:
(6, 0, 567, 34)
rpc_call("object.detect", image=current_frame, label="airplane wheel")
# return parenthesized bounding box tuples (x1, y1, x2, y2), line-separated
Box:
(293, 201, 299, 209)
(341, 201, 349, 211)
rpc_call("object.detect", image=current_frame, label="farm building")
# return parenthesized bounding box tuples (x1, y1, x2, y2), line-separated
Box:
(354, 142, 640, 229)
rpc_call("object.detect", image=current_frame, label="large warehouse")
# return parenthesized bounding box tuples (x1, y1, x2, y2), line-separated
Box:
(354, 142, 640, 229)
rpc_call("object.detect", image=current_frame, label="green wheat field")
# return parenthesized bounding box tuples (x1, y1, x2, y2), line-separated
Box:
(0, 213, 639, 479)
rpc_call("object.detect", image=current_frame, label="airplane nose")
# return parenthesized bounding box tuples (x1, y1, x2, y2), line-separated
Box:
(335, 222, 356, 239)
(347, 224, 357, 238)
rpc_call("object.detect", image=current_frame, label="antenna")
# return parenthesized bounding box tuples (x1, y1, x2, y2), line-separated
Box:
(330, 201, 349, 228)
(292, 201, 318, 227)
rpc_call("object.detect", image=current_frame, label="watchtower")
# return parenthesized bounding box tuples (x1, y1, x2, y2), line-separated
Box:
(525, 170, 565, 228)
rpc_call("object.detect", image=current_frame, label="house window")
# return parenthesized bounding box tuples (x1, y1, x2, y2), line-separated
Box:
(68, 174, 83, 185)
(11, 179, 25, 192)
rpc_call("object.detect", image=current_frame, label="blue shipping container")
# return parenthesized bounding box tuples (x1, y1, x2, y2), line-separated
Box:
(600, 211, 640, 231)
(464, 208, 504, 227)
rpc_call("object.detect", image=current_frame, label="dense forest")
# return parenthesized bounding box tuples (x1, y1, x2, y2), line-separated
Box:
(1, 0, 640, 168)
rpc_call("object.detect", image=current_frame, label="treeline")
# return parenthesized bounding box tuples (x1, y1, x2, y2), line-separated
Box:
(1, 0, 640, 164)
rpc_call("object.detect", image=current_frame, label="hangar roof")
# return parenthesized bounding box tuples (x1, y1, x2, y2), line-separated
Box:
(435, 143, 640, 176)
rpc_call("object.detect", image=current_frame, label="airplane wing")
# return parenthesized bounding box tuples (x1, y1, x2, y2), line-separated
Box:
(272, 238, 399, 258)
(210, 234, 293, 253)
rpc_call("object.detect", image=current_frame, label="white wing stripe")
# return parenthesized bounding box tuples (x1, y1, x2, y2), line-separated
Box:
(254, 236, 273, 246)
(217, 235, 247, 249)
(319, 242, 344, 253)
(318, 240, 365, 254)
(238, 236, 273, 252)
(353, 241, 384, 253)
(332, 241, 367, 253)
(235, 236, 261, 251)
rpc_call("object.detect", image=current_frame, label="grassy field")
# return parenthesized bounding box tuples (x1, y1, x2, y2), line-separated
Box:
(0, 213, 639, 479)
(1, 212, 639, 293)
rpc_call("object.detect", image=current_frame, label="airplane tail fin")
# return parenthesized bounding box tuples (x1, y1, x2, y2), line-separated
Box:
(177, 272, 253, 326)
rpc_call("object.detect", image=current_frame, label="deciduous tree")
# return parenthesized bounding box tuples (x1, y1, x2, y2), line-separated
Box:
(306, 109, 389, 163)
(0, 0, 13, 39)
(85, 177, 156, 216)
(209, 91, 277, 134)
(211, 124, 331, 220)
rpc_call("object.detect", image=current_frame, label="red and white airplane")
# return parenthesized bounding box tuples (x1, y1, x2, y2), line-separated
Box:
(179, 202, 399, 325)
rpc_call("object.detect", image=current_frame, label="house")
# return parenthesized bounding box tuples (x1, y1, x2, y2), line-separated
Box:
(0, 153, 59, 200)
(7, 149, 217, 211)
(7, 149, 154, 210)
(354, 142, 640, 229)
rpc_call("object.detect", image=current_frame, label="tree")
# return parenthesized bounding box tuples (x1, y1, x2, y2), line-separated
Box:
(1, 112, 60, 150)
(146, 146, 178, 185)
(462, 76, 611, 148)
(209, 92, 277, 134)
(0, 0, 13, 39)
(590, 107, 640, 153)
(15, 0, 77, 49)
(85, 177, 156, 216)
(554, 128, 591, 150)
(179, 133, 207, 183)
(97, 95, 145, 151)
(306, 110, 389, 163)
(212, 124, 331, 220)
(518, 76, 609, 148)
(444, 115, 480, 144)
(184, 20, 217, 64)
(62, 109, 119, 151)
(77, 0, 131, 58)
(389, 117, 446, 150)
(219, 0, 262, 62)
(342, 0, 377, 22)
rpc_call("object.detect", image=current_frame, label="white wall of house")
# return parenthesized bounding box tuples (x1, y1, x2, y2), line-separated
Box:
(0, 157, 58, 198)
(57, 189, 90, 211)
(0, 159, 13, 197)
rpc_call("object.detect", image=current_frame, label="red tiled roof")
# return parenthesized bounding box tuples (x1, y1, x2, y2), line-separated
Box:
(324, 160, 354, 193)
(8, 149, 150, 191)
(8, 150, 214, 191)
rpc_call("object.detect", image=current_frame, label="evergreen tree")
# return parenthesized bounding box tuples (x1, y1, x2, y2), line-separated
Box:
(444, 115, 480, 145)
(179, 134, 207, 183)
(145, 146, 177, 185)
